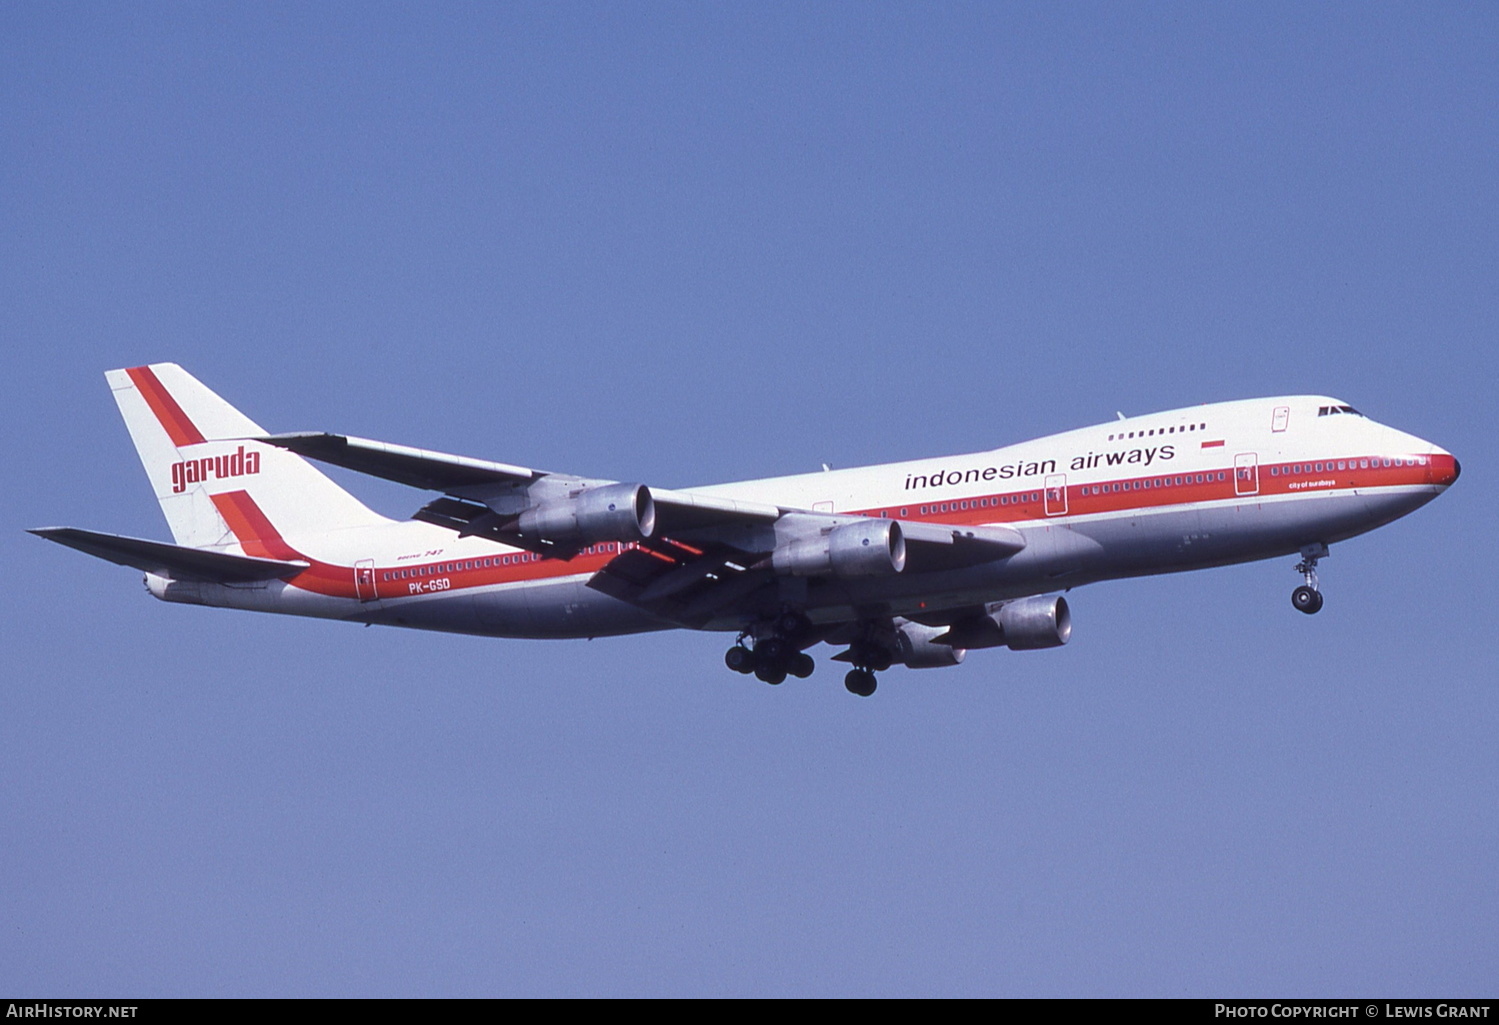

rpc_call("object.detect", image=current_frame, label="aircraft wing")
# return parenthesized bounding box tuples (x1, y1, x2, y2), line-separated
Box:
(259, 432, 542, 490)
(586, 536, 772, 629)
(583, 520, 1025, 628)
(29, 527, 308, 582)
(896, 520, 1026, 570)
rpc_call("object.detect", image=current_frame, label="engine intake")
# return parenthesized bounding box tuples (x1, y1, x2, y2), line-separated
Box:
(516, 482, 656, 546)
(771, 519, 906, 578)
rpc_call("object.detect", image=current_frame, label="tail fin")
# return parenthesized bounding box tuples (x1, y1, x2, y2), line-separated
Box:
(108, 363, 391, 549)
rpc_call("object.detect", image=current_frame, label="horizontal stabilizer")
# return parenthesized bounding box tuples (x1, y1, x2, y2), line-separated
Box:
(29, 527, 308, 582)
(259, 432, 540, 491)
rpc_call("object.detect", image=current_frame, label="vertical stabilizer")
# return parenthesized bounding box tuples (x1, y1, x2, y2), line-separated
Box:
(108, 363, 391, 549)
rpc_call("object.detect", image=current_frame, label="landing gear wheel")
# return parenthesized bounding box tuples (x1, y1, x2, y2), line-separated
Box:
(844, 669, 877, 697)
(1291, 585, 1324, 615)
(789, 652, 815, 679)
(755, 665, 787, 685)
(756, 637, 788, 665)
(724, 645, 756, 674)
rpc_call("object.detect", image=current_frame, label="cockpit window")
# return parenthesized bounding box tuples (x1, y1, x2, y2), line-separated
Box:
(1317, 405, 1364, 417)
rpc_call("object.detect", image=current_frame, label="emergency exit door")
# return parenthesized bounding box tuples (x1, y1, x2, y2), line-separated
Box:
(1234, 453, 1259, 496)
(354, 559, 379, 602)
(1044, 474, 1068, 516)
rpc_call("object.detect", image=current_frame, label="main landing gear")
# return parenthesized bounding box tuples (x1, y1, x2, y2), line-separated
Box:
(724, 613, 816, 686)
(724, 614, 894, 697)
(840, 636, 893, 697)
(1291, 543, 1328, 615)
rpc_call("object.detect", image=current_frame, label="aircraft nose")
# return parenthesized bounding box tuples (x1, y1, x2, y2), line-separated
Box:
(1429, 449, 1460, 487)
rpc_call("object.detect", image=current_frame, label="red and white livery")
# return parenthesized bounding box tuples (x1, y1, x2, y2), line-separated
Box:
(33, 364, 1460, 696)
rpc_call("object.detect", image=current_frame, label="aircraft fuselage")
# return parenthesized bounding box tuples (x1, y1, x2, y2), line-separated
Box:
(143, 395, 1457, 640)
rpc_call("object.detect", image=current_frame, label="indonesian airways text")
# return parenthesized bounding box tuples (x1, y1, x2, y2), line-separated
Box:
(904, 444, 1176, 491)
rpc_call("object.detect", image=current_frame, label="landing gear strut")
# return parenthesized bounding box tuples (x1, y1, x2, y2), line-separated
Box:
(1292, 543, 1328, 615)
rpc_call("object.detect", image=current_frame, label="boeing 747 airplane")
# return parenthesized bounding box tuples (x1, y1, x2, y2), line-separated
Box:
(32, 364, 1459, 695)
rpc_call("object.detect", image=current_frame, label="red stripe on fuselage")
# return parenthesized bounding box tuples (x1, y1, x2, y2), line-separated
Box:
(198, 454, 1455, 606)
(211, 491, 301, 561)
(209, 491, 356, 599)
(126, 366, 206, 447)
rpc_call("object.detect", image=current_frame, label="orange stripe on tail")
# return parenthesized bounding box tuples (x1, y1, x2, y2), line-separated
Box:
(127, 366, 206, 447)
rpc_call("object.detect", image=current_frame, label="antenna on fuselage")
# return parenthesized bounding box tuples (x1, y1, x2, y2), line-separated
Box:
(1115, 411, 1126, 421)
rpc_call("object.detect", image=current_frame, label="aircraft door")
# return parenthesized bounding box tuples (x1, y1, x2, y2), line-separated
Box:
(1272, 406, 1290, 432)
(1044, 474, 1068, 516)
(1234, 454, 1259, 496)
(354, 559, 379, 602)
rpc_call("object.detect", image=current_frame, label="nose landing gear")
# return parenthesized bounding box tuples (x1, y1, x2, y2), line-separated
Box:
(1291, 543, 1328, 615)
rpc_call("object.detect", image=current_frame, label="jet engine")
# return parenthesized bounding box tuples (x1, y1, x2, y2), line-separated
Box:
(935, 594, 1073, 651)
(996, 594, 1072, 650)
(770, 519, 906, 578)
(894, 621, 966, 668)
(516, 482, 656, 546)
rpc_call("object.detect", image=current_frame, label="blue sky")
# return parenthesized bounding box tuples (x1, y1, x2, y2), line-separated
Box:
(3, 3, 1495, 996)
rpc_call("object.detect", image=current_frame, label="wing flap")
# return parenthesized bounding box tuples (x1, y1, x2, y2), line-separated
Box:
(586, 540, 771, 628)
(30, 527, 308, 582)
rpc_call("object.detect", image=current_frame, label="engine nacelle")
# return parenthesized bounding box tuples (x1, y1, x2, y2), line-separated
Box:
(997, 595, 1072, 650)
(771, 519, 907, 578)
(894, 621, 966, 668)
(145, 572, 204, 605)
(516, 482, 656, 546)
